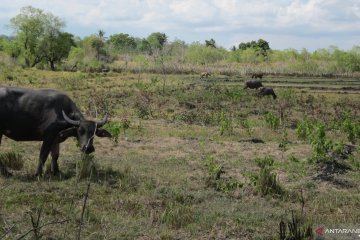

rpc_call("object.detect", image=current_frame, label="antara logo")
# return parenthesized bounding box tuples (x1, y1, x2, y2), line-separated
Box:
(315, 227, 325, 236)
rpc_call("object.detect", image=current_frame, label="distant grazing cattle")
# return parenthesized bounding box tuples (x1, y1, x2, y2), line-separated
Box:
(244, 80, 263, 89)
(0, 87, 112, 176)
(258, 87, 277, 99)
(200, 72, 211, 78)
(251, 73, 263, 79)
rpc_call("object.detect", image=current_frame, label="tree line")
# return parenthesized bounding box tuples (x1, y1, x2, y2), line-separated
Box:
(1, 6, 360, 75)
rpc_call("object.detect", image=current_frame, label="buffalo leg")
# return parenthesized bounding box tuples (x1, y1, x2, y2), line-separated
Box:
(35, 141, 53, 176)
(50, 143, 60, 175)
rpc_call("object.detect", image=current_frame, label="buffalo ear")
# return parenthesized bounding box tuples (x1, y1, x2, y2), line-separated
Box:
(96, 128, 112, 138)
(58, 127, 77, 142)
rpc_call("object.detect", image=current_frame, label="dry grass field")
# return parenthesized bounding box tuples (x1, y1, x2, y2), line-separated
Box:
(0, 68, 360, 239)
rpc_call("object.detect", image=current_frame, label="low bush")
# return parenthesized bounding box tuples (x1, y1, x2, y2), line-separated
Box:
(250, 156, 284, 197)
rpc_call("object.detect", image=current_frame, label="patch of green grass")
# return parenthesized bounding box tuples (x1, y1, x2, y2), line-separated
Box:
(0, 151, 24, 170)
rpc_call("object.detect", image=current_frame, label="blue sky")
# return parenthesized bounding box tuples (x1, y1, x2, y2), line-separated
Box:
(1, 0, 360, 52)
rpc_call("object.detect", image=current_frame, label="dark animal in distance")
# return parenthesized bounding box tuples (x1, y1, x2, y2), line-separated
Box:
(251, 73, 263, 79)
(200, 72, 211, 78)
(0, 87, 112, 176)
(258, 87, 277, 99)
(244, 80, 263, 89)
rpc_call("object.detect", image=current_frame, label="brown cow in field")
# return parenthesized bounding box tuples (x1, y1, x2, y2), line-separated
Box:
(251, 73, 263, 79)
(200, 72, 211, 78)
(244, 80, 263, 89)
(258, 87, 277, 99)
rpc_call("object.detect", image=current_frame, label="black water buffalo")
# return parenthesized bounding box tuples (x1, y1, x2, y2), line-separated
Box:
(0, 87, 112, 176)
(258, 87, 277, 99)
(244, 80, 263, 89)
(200, 71, 211, 78)
(251, 73, 263, 79)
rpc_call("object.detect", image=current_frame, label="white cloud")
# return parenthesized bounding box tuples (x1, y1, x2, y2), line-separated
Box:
(169, 1, 217, 23)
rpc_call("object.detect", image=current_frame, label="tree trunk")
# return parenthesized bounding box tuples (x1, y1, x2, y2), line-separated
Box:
(49, 60, 56, 71)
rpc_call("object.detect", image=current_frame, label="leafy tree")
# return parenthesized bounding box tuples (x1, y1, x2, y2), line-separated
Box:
(98, 30, 106, 39)
(0, 36, 21, 59)
(238, 39, 270, 57)
(334, 48, 360, 72)
(257, 39, 270, 52)
(108, 33, 137, 52)
(147, 32, 168, 63)
(40, 32, 75, 70)
(205, 38, 216, 48)
(166, 39, 187, 63)
(147, 32, 167, 50)
(10, 6, 65, 68)
(136, 38, 151, 52)
(67, 46, 84, 69)
(82, 35, 106, 61)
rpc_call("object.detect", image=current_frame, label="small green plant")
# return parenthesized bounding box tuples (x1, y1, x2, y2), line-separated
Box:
(241, 118, 254, 136)
(341, 112, 360, 143)
(296, 118, 315, 140)
(120, 118, 130, 135)
(205, 155, 242, 193)
(104, 119, 130, 143)
(349, 156, 360, 171)
(104, 122, 121, 143)
(279, 130, 290, 152)
(309, 122, 333, 162)
(252, 156, 284, 197)
(333, 141, 345, 155)
(0, 151, 24, 170)
(77, 155, 97, 180)
(219, 111, 233, 136)
(265, 112, 281, 130)
(205, 155, 224, 181)
(279, 211, 313, 240)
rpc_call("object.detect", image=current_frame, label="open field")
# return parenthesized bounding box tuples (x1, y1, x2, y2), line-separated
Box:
(0, 68, 360, 239)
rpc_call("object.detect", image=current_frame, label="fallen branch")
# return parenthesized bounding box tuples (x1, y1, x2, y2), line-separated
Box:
(15, 219, 69, 240)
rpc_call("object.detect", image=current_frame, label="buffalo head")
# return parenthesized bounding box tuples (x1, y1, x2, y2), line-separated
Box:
(60, 111, 112, 154)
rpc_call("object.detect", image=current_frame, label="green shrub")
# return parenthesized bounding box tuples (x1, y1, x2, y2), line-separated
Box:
(296, 118, 315, 140)
(340, 111, 360, 143)
(104, 122, 122, 143)
(219, 111, 233, 136)
(103, 119, 130, 143)
(265, 112, 281, 130)
(205, 155, 242, 193)
(279, 130, 290, 152)
(241, 118, 254, 136)
(252, 156, 284, 197)
(309, 122, 333, 162)
(279, 211, 313, 240)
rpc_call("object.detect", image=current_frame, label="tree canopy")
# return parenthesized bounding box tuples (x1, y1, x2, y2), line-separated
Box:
(9, 6, 73, 69)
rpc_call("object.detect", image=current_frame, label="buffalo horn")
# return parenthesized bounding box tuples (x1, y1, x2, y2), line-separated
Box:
(62, 111, 80, 126)
(96, 112, 108, 127)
